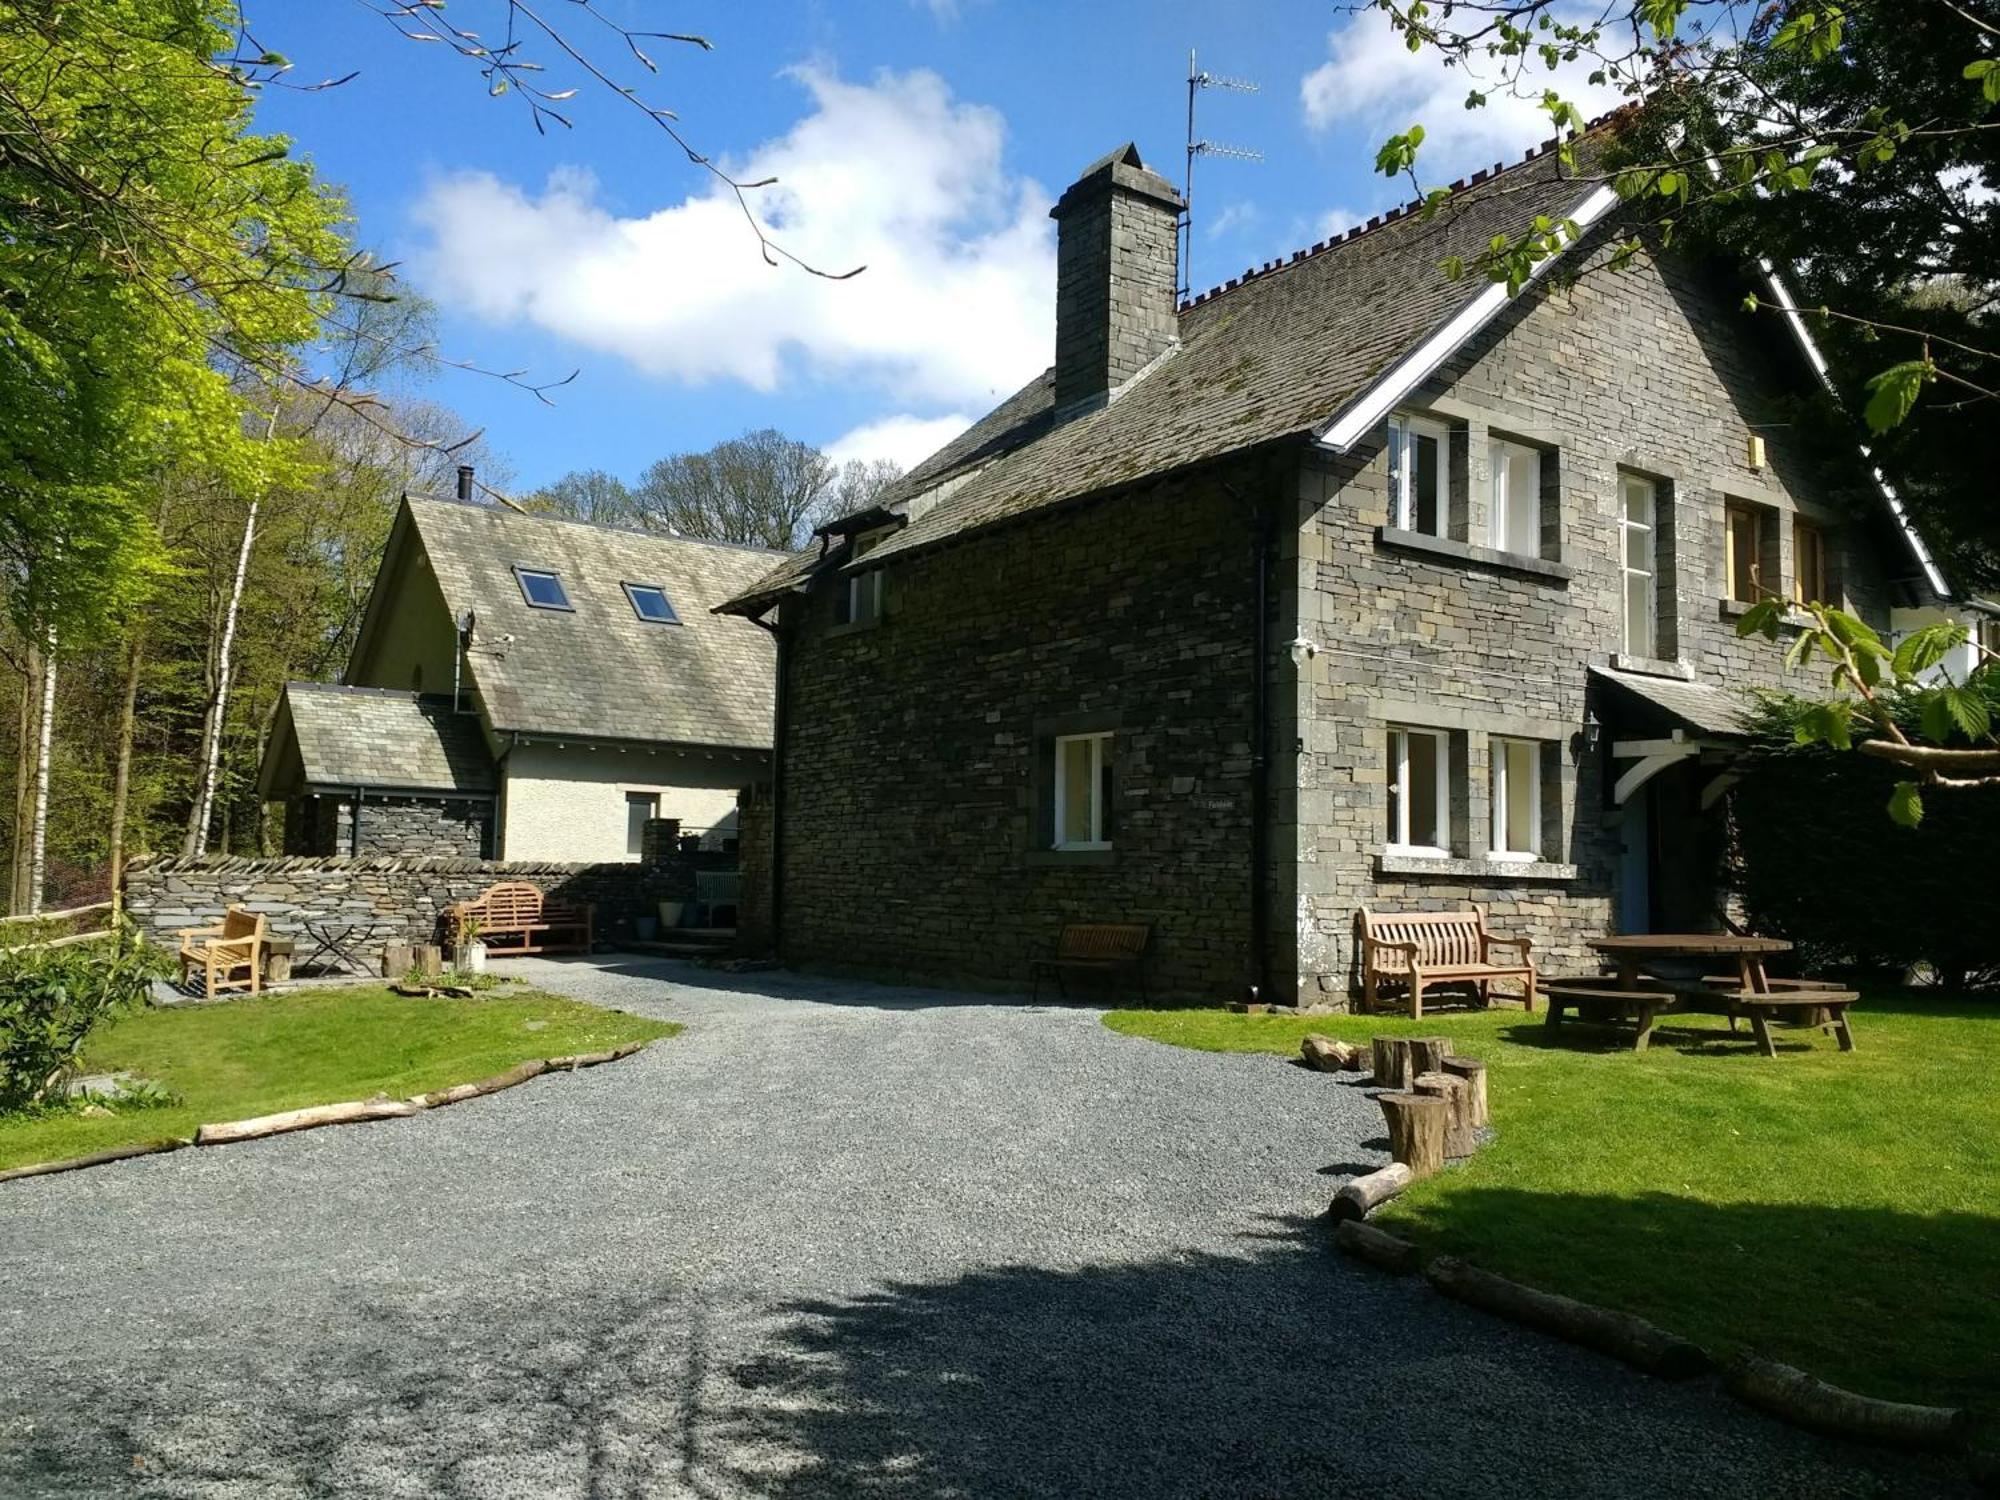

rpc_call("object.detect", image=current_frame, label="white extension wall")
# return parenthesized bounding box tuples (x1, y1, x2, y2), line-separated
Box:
(498, 741, 761, 862)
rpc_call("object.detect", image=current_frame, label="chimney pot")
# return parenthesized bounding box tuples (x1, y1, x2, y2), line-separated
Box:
(1048, 143, 1184, 414)
(456, 464, 475, 502)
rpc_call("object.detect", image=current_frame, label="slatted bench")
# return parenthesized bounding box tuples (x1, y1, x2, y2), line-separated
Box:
(1543, 980, 1685, 1051)
(449, 881, 594, 957)
(1029, 923, 1150, 1003)
(1702, 976, 1860, 1056)
(1358, 907, 1537, 1017)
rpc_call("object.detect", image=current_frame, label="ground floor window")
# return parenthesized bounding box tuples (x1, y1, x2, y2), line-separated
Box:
(1490, 737, 1543, 859)
(1053, 732, 1113, 850)
(625, 790, 659, 857)
(1386, 726, 1449, 855)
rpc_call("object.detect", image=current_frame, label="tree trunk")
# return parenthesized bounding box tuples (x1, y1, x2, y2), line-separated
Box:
(26, 630, 56, 915)
(107, 627, 145, 918)
(1333, 1219, 1421, 1274)
(185, 495, 258, 857)
(1301, 1034, 1363, 1072)
(1425, 1256, 1711, 1378)
(1414, 1070, 1477, 1157)
(1441, 1055, 1489, 1128)
(1378, 1092, 1448, 1177)
(1372, 1036, 1409, 1090)
(1330, 1162, 1414, 1221)
(1409, 1035, 1453, 1078)
(1723, 1354, 1970, 1452)
(9, 647, 38, 915)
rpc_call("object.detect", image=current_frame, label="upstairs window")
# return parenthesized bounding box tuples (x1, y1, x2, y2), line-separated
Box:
(1388, 414, 1451, 537)
(1053, 732, 1113, 850)
(515, 567, 572, 611)
(1724, 501, 1775, 604)
(1489, 438, 1544, 558)
(625, 791, 659, 857)
(1386, 726, 1449, 855)
(1490, 738, 1543, 860)
(1792, 518, 1828, 606)
(1620, 475, 1658, 659)
(623, 582, 680, 624)
(839, 569, 883, 626)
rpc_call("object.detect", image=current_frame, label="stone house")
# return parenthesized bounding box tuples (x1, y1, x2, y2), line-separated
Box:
(259, 489, 779, 861)
(718, 135, 1973, 1006)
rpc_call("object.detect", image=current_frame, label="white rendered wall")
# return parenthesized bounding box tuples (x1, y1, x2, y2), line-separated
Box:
(499, 742, 760, 862)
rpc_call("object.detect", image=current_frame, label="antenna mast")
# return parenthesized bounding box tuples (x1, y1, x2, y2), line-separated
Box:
(1182, 48, 1261, 303)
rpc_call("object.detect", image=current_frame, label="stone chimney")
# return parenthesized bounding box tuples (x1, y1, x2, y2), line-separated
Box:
(1049, 143, 1185, 414)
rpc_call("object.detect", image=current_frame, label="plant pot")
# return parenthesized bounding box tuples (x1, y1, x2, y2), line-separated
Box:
(634, 915, 659, 941)
(658, 901, 686, 930)
(458, 941, 488, 974)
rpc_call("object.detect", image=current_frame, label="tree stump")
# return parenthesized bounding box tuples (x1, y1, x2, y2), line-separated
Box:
(1378, 1092, 1447, 1177)
(415, 943, 443, 979)
(382, 942, 413, 981)
(1413, 1071, 1476, 1157)
(1440, 1055, 1489, 1128)
(1330, 1162, 1414, 1222)
(1301, 1034, 1362, 1072)
(1371, 1037, 1409, 1089)
(1409, 1036, 1453, 1078)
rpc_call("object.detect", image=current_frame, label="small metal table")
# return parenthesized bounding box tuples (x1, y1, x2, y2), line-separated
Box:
(299, 920, 370, 976)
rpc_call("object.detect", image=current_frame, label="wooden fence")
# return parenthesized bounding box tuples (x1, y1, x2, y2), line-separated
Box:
(0, 900, 116, 952)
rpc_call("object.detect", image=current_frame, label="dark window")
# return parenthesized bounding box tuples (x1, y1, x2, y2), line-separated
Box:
(516, 568, 572, 611)
(623, 582, 680, 624)
(625, 791, 658, 857)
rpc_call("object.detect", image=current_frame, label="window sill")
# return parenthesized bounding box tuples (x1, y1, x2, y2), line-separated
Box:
(1376, 527, 1574, 584)
(1718, 598, 1811, 629)
(1607, 653, 1694, 681)
(826, 614, 884, 639)
(1026, 847, 1116, 868)
(1375, 852, 1578, 883)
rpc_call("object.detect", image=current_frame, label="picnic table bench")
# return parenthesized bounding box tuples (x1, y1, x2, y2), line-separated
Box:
(448, 881, 593, 957)
(1029, 922, 1150, 1003)
(1358, 907, 1537, 1017)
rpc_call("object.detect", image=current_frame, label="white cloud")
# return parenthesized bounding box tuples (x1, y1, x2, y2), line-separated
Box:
(1204, 200, 1259, 241)
(1300, 11, 1630, 179)
(825, 411, 972, 471)
(412, 67, 1054, 409)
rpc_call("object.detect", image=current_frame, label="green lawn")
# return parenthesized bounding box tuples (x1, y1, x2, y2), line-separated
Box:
(2, 986, 677, 1171)
(1105, 996, 2000, 1419)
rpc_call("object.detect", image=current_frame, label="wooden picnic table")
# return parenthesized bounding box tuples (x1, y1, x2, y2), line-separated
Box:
(1566, 933, 1856, 1056)
(1587, 933, 1792, 994)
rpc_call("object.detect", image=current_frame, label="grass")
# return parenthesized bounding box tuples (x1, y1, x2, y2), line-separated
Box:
(1105, 994, 2000, 1419)
(2, 985, 677, 1171)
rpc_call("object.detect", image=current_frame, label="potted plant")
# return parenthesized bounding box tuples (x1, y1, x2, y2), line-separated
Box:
(454, 913, 487, 974)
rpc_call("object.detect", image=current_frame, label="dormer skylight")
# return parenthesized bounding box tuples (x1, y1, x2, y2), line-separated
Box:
(515, 567, 572, 611)
(623, 582, 680, 625)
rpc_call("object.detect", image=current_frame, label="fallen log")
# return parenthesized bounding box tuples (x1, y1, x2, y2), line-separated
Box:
(196, 1097, 424, 1146)
(1333, 1219, 1420, 1274)
(1724, 1353, 1971, 1454)
(1425, 1256, 1710, 1379)
(1440, 1055, 1489, 1128)
(1413, 1070, 1477, 1157)
(0, 1137, 191, 1184)
(546, 1041, 649, 1071)
(1300, 1034, 1362, 1072)
(1329, 1162, 1413, 1222)
(1378, 1092, 1448, 1177)
(411, 1058, 548, 1108)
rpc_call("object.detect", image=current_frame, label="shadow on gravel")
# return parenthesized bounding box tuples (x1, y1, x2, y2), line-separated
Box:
(531, 952, 1067, 1013)
(4, 1218, 1971, 1498)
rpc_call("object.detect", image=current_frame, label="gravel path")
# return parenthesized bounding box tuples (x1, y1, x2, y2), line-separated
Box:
(0, 957, 1968, 1498)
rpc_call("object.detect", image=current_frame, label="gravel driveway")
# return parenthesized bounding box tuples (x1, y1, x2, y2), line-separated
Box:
(0, 957, 1968, 1498)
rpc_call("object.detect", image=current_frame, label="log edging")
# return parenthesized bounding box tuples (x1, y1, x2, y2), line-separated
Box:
(1723, 1352, 1972, 1455)
(1, 1040, 653, 1183)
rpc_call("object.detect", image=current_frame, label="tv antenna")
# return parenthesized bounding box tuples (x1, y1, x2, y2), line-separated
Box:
(1183, 49, 1262, 302)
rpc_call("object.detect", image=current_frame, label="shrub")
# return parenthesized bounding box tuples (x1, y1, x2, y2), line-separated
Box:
(1732, 690, 2000, 988)
(0, 927, 169, 1113)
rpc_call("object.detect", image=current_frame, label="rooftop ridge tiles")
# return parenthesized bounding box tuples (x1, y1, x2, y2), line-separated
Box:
(405, 492, 789, 558)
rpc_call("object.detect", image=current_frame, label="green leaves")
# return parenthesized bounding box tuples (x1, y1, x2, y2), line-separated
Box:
(1792, 700, 1855, 751)
(1374, 125, 1426, 177)
(1862, 358, 1932, 433)
(1919, 684, 1994, 744)
(1887, 781, 1925, 829)
(1734, 598, 1787, 641)
(1891, 623, 1966, 680)
(1966, 58, 2000, 105)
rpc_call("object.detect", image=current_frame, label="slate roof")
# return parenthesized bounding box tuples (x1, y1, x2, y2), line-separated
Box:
(721, 135, 1607, 615)
(1589, 667, 1750, 739)
(403, 496, 781, 750)
(259, 684, 496, 798)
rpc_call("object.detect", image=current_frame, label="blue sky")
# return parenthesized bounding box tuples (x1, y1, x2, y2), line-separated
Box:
(252, 1, 1613, 493)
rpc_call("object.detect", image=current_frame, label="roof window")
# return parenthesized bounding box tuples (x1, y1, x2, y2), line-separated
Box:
(514, 567, 572, 611)
(623, 582, 680, 625)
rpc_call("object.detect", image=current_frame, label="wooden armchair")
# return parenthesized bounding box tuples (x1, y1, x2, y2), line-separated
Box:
(178, 906, 269, 999)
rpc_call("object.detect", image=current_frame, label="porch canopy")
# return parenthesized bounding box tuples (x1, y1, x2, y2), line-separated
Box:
(1588, 667, 1749, 809)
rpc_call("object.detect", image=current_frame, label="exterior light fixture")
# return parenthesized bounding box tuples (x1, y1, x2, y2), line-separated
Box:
(1286, 636, 1320, 668)
(1573, 710, 1603, 760)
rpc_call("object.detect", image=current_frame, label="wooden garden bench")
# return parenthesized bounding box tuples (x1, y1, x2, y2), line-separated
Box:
(449, 881, 593, 957)
(178, 906, 268, 999)
(1358, 906, 1537, 1017)
(1701, 975, 1860, 1056)
(1029, 922, 1150, 1002)
(1543, 980, 1684, 1051)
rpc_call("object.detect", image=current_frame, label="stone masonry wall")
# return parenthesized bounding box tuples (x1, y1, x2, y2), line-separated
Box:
(776, 470, 1270, 1001)
(284, 794, 494, 860)
(125, 848, 728, 969)
(1285, 238, 1904, 1000)
(734, 784, 773, 955)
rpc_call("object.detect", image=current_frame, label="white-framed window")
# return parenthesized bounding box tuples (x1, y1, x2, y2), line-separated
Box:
(1490, 439, 1543, 557)
(1489, 738, 1543, 860)
(1619, 474, 1657, 658)
(1053, 731, 1113, 850)
(1388, 414, 1451, 537)
(624, 790, 659, 857)
(841, 569, 883, 625)
(1386, 726, 1449, 855)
